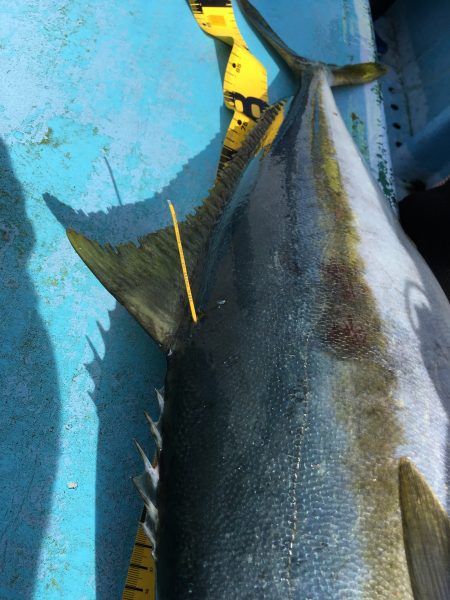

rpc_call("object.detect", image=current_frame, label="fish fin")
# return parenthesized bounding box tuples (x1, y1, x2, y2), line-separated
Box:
(238, 0, 385, 86)
(133, 472, 158, 512)
(67, 102, 284, 350)
(399, 457, 450, 599)
(67, 216, 204, 350)
(330, 63, 387, 86)
(140, 509, 157, 556)
(134, 440, 159, 490)
(155, 387, 165, 412)
(144, 411, 162, 452)
(67, 214, 210, 349)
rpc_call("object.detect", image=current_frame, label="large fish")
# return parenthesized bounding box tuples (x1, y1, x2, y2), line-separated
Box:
(68, 1, 450, 598)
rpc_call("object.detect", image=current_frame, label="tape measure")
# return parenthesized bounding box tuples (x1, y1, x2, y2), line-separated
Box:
(189, 0, 270, 172)
(122, 509, 156, 600)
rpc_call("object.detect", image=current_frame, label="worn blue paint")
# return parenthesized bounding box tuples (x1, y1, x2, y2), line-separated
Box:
(375, 0, 450, 189)
(0, 1, 392, 598)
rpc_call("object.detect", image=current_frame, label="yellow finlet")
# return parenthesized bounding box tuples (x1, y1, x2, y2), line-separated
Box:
(168, 200, 198, 324)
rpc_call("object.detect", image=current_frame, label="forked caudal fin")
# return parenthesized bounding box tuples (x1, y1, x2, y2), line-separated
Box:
(399, 457, 450, 599)
(237, 0, 386, 86)
(67, 102, 284, 351)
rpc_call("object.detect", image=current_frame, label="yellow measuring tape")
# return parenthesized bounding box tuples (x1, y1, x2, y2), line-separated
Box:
(122, 510, 156, 600)
(189, 0, 269, 172)
(124, 2, 287, 597)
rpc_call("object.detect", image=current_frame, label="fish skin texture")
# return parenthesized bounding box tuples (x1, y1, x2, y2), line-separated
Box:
(155, 68, 450, 599)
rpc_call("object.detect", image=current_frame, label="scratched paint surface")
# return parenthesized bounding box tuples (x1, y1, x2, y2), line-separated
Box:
(0, 1, 391, 599)
(375, 0, 450, 189)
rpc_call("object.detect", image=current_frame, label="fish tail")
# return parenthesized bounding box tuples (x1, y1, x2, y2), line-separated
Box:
(67, 102, 284, 351)
(238, 0, 386, 86)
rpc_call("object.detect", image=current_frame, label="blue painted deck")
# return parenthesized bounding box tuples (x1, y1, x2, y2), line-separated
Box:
(375, 0, 450, 193)
(0, 1, 392, 598)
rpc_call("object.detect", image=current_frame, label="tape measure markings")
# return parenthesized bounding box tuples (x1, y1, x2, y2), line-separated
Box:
(189, 0, 268, 172)
(122, 511, 156, 600)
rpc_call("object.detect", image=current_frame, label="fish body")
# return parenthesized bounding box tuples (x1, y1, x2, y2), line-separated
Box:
(156, 67, 450, 599)
(67, 4, 450, 599)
